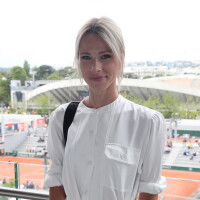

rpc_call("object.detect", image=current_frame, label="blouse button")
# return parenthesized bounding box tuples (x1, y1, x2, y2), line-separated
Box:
(88, 160, 93, 165)
(120, 153, 127, 160)
(84, 190, 88, 195)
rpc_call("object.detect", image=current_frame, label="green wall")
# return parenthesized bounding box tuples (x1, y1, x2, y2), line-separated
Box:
(172, 129, 200, 137)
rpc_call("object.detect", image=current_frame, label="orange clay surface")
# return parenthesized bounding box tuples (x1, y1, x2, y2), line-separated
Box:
(0, 156, 46, 189)
(169, 138, 198, 143)
(161, 170, 200, 199)
(0, 156, 199, 198)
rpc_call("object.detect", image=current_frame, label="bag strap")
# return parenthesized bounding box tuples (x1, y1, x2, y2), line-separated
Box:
(63, 102, 80, 146)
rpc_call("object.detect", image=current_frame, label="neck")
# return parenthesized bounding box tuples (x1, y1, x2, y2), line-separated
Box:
(84, 88, 119, 109)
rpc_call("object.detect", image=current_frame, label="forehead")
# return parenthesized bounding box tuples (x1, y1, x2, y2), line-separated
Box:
(79, 34, 111, 53)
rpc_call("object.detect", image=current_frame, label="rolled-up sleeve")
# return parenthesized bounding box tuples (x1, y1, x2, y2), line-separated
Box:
(138, 112, 167, 194)
(44, 105, 67, 188)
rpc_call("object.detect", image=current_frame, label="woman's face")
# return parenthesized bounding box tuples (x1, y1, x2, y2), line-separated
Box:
(78, 34, 120, 93)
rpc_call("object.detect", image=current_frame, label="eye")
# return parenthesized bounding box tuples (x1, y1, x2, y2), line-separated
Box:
(81, 56, 91, 60)
(101, 54, 111, 59)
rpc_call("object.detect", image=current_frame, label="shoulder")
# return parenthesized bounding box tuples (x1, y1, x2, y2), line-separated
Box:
(119, 95, 165, 123)
(47, 103, 71, 135)
(49, 103, 70, 125)
(50, 103, 70, 118)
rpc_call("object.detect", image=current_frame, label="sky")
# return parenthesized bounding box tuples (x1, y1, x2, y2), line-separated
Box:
(0, 0, 200, 69)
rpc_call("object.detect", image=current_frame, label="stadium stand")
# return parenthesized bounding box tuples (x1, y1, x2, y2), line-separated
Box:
(163, 142, 200, 168)
(194, 79, 200, 89)
(151, 75, 200, 89)
(15, 127, 47, 157)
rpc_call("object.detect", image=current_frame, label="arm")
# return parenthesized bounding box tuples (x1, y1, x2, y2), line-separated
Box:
(139, 193, 158, 200)
(44, 105, 68, 192)
(138, 112, 167, 194)
(50, 186, 66, 200)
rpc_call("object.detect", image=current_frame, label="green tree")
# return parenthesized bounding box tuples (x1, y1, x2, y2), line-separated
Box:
(143, 75, 153, 79)
(34, 93, 55, 115)
(32, 66, 38, 72)
(155, 74, 164, 77)
(58, 66, 77, 79)
(161, 92, 179, 118)
(46, 73, 61, 80)
(143, 95, 160, 110)
(123, 73, 138, 79)
(23, 60, 31, 77)
(2, 178, 15, 188)
(0, 85, 5, 102)
(36, 65, 55, 80)
(179, 97, 199, 119)
(10, 66, 27, 85)
(0, 80, 9, 104)
(0, 71, 9, 79)
(0, 72, 11, 105)
(120, 90, 199, 119)
(120, 91, 144, 105)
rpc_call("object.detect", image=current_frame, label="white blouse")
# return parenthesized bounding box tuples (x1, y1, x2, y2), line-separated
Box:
(44, 95, 166, 200)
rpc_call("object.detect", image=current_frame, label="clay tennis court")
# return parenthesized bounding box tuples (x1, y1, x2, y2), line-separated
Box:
(0, 156, 47, 189)
(0, 156, 199, 199)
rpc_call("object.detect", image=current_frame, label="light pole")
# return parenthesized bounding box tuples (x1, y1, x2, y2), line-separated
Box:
(48, 92, 50, 117)
(0, 102, 5, 142)
(43, 150, 48, 189)
(170, 117, 179, 143)
(30, 70, 36, 83)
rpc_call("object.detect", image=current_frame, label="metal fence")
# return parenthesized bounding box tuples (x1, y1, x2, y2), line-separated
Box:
(0, 161, 199, 200)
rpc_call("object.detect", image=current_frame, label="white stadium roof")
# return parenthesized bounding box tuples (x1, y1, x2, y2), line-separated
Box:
(26, 78, 200, 105)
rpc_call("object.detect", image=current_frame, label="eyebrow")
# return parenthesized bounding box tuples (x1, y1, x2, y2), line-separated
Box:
(80, 52, 90, 55)
(79, 50, 112, 55)
(99, 50, 112, 54)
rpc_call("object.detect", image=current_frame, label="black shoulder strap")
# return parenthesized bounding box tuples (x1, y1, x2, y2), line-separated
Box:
(63, 102, 80, 146)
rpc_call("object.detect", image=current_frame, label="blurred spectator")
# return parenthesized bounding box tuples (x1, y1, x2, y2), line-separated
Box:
(31, 146, 36, 153)
(25, 180, 29, 188)
(183, 138, 187, 146)
(3, 178, 7, 184)
(188, 140, 193, 149)
(0, 179, 2, 185)
(28, 182, 35, 189)
(20, 184, 25, 189)
(183, 151, 190, 156)
(198, 138, 200, 147)
(1, 148, 4, 155)
(167, 140, 173, 148)
(38, 137, 45, 143)
(27, 128, 31, 136)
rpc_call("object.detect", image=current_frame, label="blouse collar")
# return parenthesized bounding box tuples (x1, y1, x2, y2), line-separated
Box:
(79, 95, 122, 113)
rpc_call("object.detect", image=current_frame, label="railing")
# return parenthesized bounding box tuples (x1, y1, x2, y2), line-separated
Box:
(0, 177, 200, 200)
(160, 194, 199, 200)
(0, 186, 49, 199)
(0, 161, 199, 200)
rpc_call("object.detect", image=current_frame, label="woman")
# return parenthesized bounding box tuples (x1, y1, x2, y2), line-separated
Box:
(44, 17, 166, 200)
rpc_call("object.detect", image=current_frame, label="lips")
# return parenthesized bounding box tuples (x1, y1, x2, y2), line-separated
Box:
(90, 76, 106, 81)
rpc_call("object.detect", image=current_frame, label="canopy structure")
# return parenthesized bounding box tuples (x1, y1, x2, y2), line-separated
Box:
(26, 78, 200, 107)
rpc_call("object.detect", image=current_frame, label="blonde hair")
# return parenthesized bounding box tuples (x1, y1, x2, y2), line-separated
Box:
(73, 17, 125, 84)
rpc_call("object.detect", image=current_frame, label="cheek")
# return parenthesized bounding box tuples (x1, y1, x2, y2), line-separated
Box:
(79, 61, 89, 71)
(116, 61, 121, 76)
(79, 66, 88, 79)
(110, 62, 121, 76)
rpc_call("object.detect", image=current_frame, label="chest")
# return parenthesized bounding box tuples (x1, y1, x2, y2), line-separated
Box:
(68, 109, 151, 163)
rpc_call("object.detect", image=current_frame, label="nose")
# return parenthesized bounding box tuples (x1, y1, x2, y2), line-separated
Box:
(90, 59, 102, 72)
